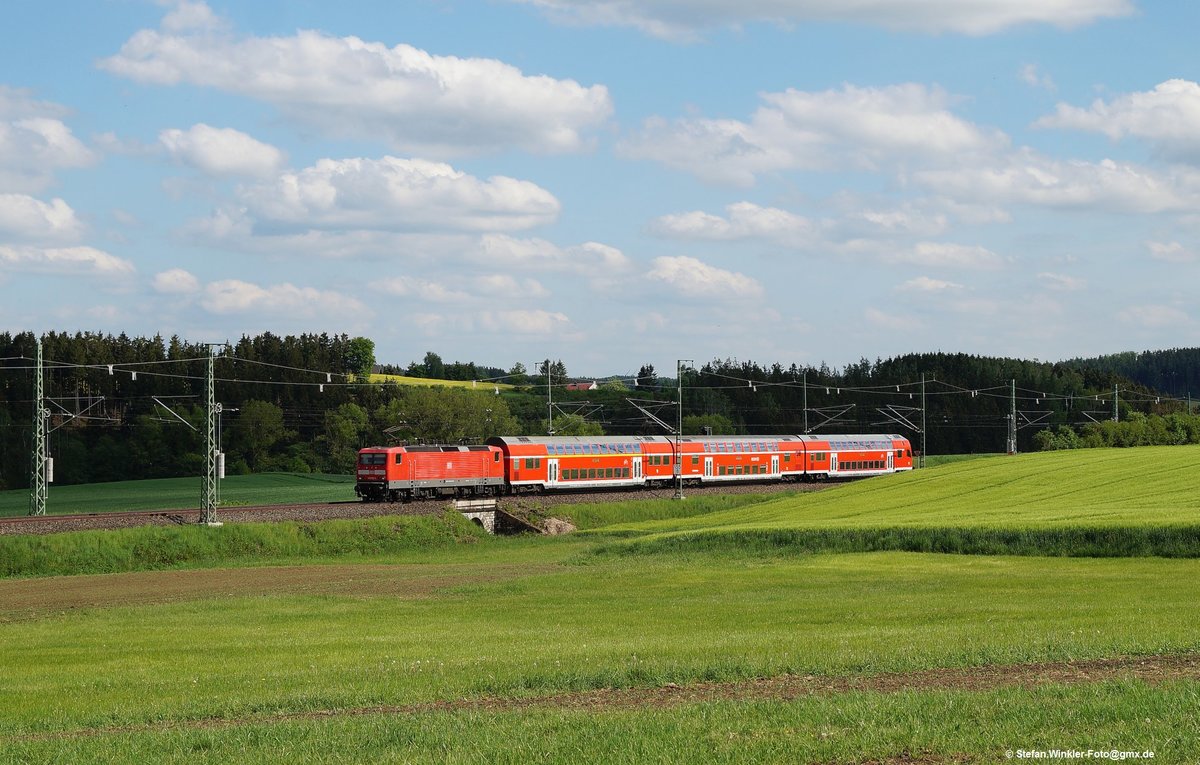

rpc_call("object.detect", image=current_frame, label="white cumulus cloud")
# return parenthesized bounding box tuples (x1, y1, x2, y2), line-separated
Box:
(0, 245, 135, 275)
(235, 157, 560, 233)
(0, 88, 95, 192)
(477, 235, 631, 272)
(202, 279, 366, 316)
(914, 150, 1198, 214)
(885, 242, 1006, 270)
(1037, 272, 1086, 291)
(152, 268, 201, 294)
(621, 83, 1003, 186)
(1019, 64, 1056, 92)
(372, 276, 470, 303)
(896, 276, 964, 292)
(646, 255, 764, 299)
(101, 2, 612, 157)
(1036, 80, 1200, 162)
(651, 202, 812, 244)
(474, 274, 550, 298)
(1146, 241, 1197, 264)
(0, 194, 82, 242)
(159, 124, 285, 177)
(514, 0, 1133, 39)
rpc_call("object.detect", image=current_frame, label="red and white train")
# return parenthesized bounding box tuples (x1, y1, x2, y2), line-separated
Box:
(355, 434, 914, 502)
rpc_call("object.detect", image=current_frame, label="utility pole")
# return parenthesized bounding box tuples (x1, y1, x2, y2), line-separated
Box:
(545, 358, 553, 434)
(803, 370, 808, 434)
(1007, 378, 1017, 455)
(674, 359, 692, 500)
(920, 373, 926, 468)
(29, 337, 48, 516)
(200, 344, 224, 526)
(1113, 385, 1119, 422)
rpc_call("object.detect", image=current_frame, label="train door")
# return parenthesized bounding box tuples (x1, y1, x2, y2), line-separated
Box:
(771, 456, 779, 475)
(548, 459, 559, 486)
(887, 452, 894, 472)
(830, 453, 838, 473)
(633, 458, 643, 480)
(704, 457, 713, 478)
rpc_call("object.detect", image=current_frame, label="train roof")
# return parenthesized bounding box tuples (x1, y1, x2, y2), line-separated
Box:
(487, 435, 671, 447)
(800, 434, 908, 447)
(360, 444, 496, 452)
(486, 434, 908, 447)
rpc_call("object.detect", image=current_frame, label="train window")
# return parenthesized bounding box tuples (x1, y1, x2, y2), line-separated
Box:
(691, 456, 699, 465)
(784, 454, 791, 462)
(394, 454, 403, 465)
(493, 452, 500, 462)
(524, 458, 534, 469)
(605, 468, 614, 478)
(718, 466, 726, 476)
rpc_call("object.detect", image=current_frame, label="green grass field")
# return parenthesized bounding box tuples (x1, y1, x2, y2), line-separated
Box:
(2, 447, 1198, 763)
(0, 472, 355, 517)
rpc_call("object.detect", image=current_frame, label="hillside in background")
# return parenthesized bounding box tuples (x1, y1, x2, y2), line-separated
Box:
(1066, 348, 1200, 400)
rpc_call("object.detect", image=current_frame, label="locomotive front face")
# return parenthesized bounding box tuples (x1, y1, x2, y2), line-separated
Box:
(357, 450, 389, 482)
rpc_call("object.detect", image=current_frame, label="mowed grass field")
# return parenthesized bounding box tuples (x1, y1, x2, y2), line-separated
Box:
(0, 472, 355, 517)
(2, 448, 1200, 762)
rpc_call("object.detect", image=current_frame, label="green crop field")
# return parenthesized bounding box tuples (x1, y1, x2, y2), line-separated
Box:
(612, 446, 1200, 533)
(367, 372, 515, 390)
(2, 447, 1198, 763)
(0, 472, 355, 517)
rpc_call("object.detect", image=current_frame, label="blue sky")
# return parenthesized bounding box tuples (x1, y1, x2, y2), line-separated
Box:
(3, 0, 1199, 376)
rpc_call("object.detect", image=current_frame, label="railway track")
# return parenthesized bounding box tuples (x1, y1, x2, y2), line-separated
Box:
(0, 481, 825, 536)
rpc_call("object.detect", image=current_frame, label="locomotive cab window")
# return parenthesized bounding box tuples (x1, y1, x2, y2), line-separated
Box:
(394, 454, 403, 465)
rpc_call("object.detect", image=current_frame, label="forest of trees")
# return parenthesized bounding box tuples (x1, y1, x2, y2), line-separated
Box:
(1, 331, 1196, 489)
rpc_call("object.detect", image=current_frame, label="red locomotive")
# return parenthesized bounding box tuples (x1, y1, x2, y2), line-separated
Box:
(354, 444, 505, 502)
(356, 433, 913, 501)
